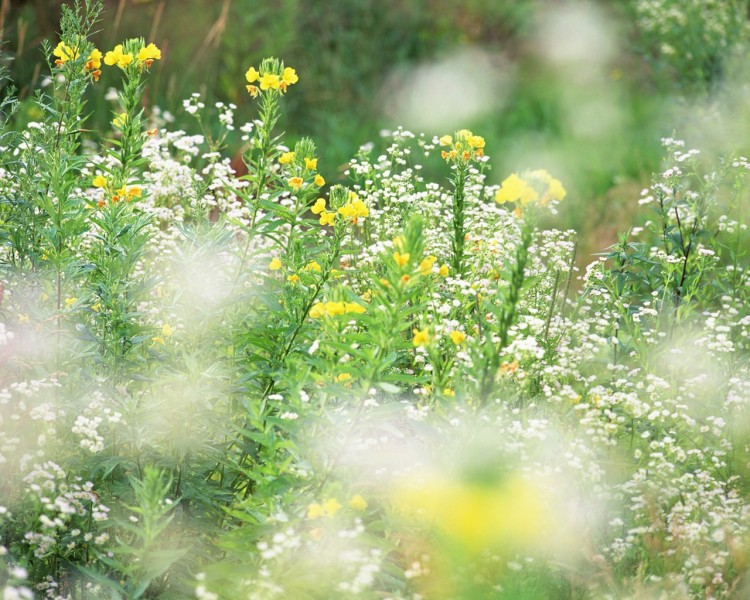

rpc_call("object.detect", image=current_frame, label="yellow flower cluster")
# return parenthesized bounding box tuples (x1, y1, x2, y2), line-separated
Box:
(439, 129, 485, 163)
(495, 169, 566, 206)
(52, 41, 102, 80)
(245, 64, 298, 98)
(309, 300, 367, 318)
(104, 42, 161, 70)
(91, 176, 141, 207)
(338, 192, 369, 224)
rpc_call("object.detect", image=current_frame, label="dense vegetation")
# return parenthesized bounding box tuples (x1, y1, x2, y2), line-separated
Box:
(1, 1, 750, 598)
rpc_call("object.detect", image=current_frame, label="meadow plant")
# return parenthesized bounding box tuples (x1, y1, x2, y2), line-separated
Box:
(0, 2, 749, 599)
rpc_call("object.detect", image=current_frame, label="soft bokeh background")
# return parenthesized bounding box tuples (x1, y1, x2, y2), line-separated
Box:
(3, 0, 749, 260)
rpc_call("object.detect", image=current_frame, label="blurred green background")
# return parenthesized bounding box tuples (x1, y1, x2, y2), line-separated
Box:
(3, 0, 749, 259)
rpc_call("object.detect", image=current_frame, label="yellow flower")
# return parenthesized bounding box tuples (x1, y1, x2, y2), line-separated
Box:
(443, 387, 456, 397)
(349, 495, 368, 511)
(269, 257, 282, 270)
(259, 72, 280, 90)
(152, 336, 165, 345)
(319, 211, 335, 226)
(287, 274, 300, 284)
(439, 264, 450, 277)
(104, 44, 134, 69)
(393, 252, 410, 267)
(547, 177, 566, 202)
(64, 297, 77, 308)
(450, 330, 466, 345)
(245, 66, 260, 83)
(309, 303, 326, 319)
(52, 41, 80, 64)
(280, 66, 299, 91)
(279, 151, 295, 165)
(325, 301, 346, 316)
(92, 175, 107, 188)
(246, 85, 259, 98)
(304, 157, 318, 170)
(322, 498, 342, 516)
(288, 177, 304, 190)
(412, 327, 430, 347)
(112, 112, 128, 129)
(127, 186, 141, 200)
(91, 303, 102, 313)
(344, 302, 366, 314)
(137, 43, 161, 66)
(419, 255, 436, 276)
(311, 198, 326, 214)
(304, 260, 322, 272)
(314, 174, 325, 187)
(307, 503, 325, 519)
(495, 173, 538, 205)
(338, 198, 369, 222)
(18, 314, 30, 324)
(161, 324, 173, 337)
(439, 135, 453, 146)
(86, 48, 102, 72)
(335, 373, 352, 383)
(468, 135, 485, 149)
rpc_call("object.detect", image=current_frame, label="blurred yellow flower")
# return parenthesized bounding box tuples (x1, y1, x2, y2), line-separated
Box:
(309, 303, 326, 319)
(495, 173, 538, 205)
(349, 495, 368, 511)
(279, 151, 295, 165)
(325, 301, 346, 316)
(438, 264, 449, 277)
(92, 175, 107, 188)
(393, 252, 410, 267)
(289, 177, 304, 190)
(304, 260, 322, 272)
(334, 373, 352, 383)
(322, 498, 342, 516)
(412, 327, 430, 347)
(287, 274, 300, 284)
(314, 174, 325, 187)
(269, 257, 282, 270)
(344, 302, 366, 314)
(450, 330, 466, 345)
(161, 324, 173, 337)
(420, 255, 436, 276)
(311, 198, 326, 214)
(304, 157, 318, 170)
(319, 211, 335, 226)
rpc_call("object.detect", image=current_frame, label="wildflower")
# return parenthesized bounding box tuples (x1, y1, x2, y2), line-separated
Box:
(335, 373, 352, 383)
(438, 264, 449, 277)
(18, 313, 30, 324)
(126, 186, 141, 200)
(304, 157, 318, 170)
(338, 197, 369, 223)
(146, 128, 158, 136)
(420, 255, 436, 276)
(152, 336, 165, 345)
(86, 48, 102, 80)
(65, 297, 77, 308)
(137, 43, 161, 67)
(449, 330, 466, 345)
(104, 44, 134, 69)
(319, 211, 335, 226)
(443, 387, 456, 397)
(314, 174, 325, 187)
(311, 198, 326, 214)
(325, 301, 346, 316)
(495, 173, 538, 205)
(268, 257, 283, 270)
(349, 495, 368, 511)
(393, 252, 410, 267)
(307, 503, 325, 519)
(280, 66, 299, 91)
(468, 135, 485, 149)
(287, 274, 300, 284)
(52, 41, 80, 65)
(289, 177, 304, 190)
(439, 135, 453, 146)
(161, 324, 173, 337)
(92, 175, 107, 188)
(304, 261, 322, 272)
(245, 66, 260, 83)
(260, 72, 280, 91)
(322, 498, 342, 516)
(91, 303, 102, 313)
(112, 112, 127, 129)
(412, 327, 430, 347)
(344, 302, 366, 314)
(499, 360, 519, 375)
(279, 151, 295, 165)
(309, 303, 326, 319)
